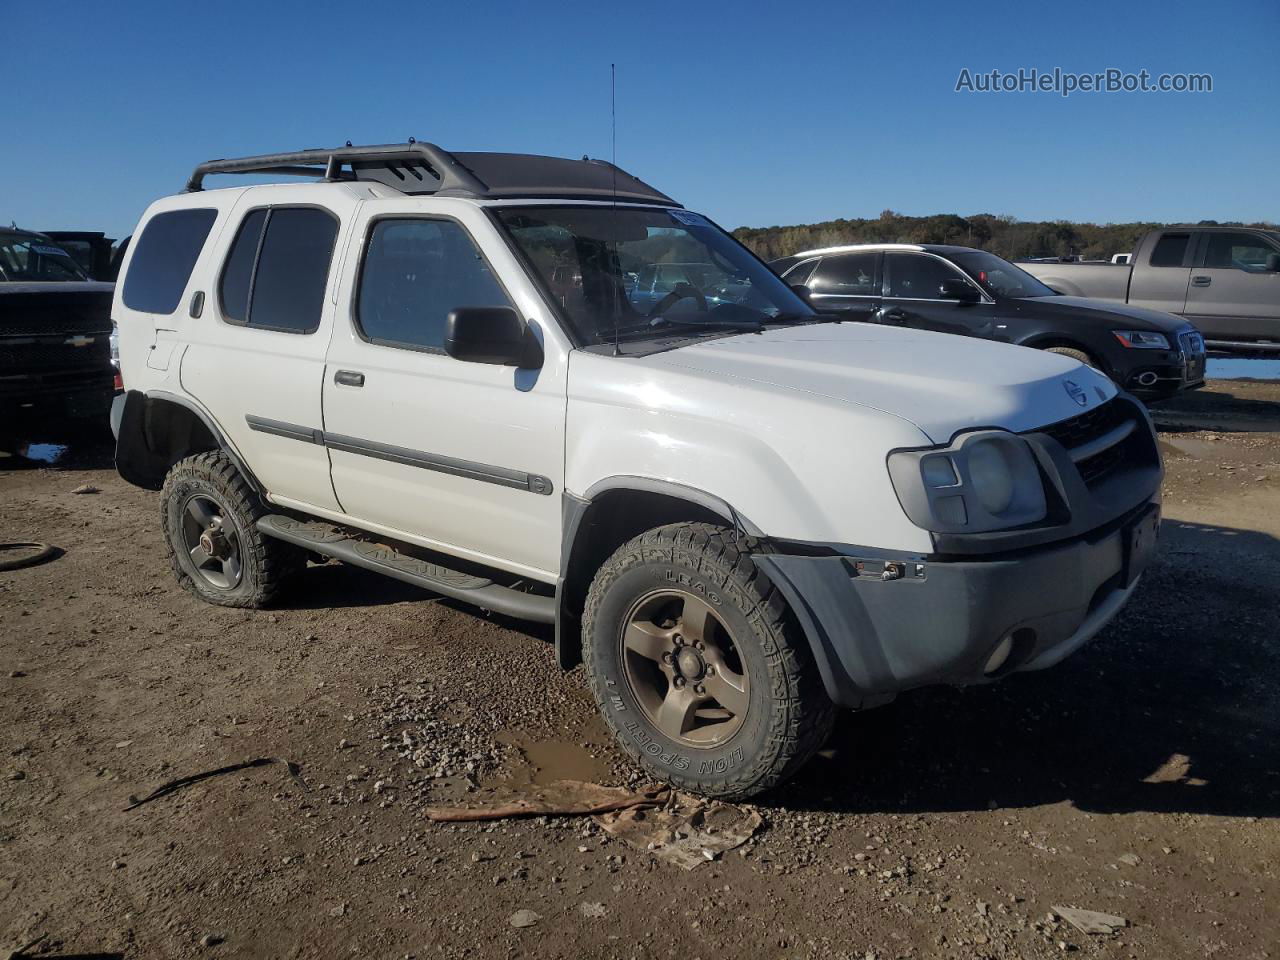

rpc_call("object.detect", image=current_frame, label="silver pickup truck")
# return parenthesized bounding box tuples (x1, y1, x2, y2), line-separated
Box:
(1021, 226, 1280, 351)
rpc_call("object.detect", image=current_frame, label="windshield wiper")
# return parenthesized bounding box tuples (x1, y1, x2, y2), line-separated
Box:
(647, 315, 764, 334)
(760, 311, 845, 326)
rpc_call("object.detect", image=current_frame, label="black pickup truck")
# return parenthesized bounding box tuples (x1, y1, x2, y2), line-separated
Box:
(1, 227, 116, 439)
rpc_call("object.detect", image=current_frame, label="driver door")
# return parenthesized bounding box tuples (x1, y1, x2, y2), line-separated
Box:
(322, 202, 568, 580)
(880, 252, 994, 338)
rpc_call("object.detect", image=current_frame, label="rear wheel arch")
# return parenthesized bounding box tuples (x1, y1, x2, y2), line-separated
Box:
(555, 479, 760, 669)
(115, 390, 261, 494)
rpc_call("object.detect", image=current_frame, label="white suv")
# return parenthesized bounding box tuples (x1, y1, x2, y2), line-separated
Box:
(112, 143, 1163, 798)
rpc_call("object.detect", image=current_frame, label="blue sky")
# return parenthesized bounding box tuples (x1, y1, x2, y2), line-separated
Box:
(5, 0, 1276, 239)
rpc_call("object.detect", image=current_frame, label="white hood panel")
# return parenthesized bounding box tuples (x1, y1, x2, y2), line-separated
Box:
(649, 324, 1117, 442)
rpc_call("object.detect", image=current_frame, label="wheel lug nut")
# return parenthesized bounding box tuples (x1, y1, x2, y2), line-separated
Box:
(674, 677, 686, 688)
(673, 634, 683, 646)
(661, 652, 673, 665)
(694, 640, 705, 651)
(705, 665, 715, 676)
(694, 683, 706, 695)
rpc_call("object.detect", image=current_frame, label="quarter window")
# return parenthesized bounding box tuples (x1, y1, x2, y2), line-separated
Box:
(122, 208, 217, 313)
(1202, 232, 1276, 272)
(782, 258, 819, 286)
(218, 207, 338, 333)
(356, 218, 512, 352)
(810, 253, 877, 295)
(1149, 232, 1190, 267)
(884, 253, 965, 299)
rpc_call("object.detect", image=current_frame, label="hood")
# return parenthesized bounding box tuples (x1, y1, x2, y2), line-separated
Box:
(1023, 294, 1188, 332)
(648, 323, 1117, 443)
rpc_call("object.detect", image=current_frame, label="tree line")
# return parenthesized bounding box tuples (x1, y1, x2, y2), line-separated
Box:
(731, 211, 1279, 263)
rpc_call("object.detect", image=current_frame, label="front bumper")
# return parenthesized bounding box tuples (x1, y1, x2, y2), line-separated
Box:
(756, 500, 1159, 709)
(1117, 329, 1206, 399)
(0, 374, 115, 427)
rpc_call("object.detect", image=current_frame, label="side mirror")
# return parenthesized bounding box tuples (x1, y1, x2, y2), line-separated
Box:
(790, 283, 813, 302)
(939, 278, 980, 302)
(1266, 253, 1280, 272)
(444, 307, 543, 367)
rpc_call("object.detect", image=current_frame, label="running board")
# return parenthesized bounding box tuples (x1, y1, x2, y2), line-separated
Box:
(255, 514, 555, 623)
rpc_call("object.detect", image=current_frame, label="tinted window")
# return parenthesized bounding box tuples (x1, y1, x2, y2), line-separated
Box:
(811, 253, 877, 295)
(356, 218, 512, 351)
(218, 209, 267, 323)
(1203, 232, 1276, 272)
(1149, 232, 1190, 267)
(122, 209, 217, 313)
(782, 258, 818, 286)
(885, 253, 964, 299)
(218, 208, 338, 333)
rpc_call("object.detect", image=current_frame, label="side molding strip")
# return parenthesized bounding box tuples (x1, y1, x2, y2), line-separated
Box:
(244, 415, 553, 496)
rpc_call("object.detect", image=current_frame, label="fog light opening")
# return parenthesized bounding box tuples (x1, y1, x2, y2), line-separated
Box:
(1135, 371, 1159, 387)
(984, 628, 1037, 677)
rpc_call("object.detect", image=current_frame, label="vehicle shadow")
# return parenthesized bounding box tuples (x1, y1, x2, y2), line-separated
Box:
(1152, 384, 1280, 434)
(770, 516, 1280, 820)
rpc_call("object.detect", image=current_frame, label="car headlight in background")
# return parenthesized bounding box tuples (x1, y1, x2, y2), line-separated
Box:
(888, 431, 1047, 534)
(1113, 330, 1170, 349)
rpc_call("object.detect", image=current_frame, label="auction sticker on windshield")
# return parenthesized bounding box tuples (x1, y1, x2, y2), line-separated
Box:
(668, 210, 710, 227)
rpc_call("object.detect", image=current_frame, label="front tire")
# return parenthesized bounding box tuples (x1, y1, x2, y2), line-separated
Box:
(582, 522, 834, 799)
(1044, 345, 1098, 369)
(160, 452, 303, 608)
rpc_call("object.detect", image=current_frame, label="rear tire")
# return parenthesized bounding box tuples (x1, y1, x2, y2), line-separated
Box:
(582, 522, 834, 799)
(160, 452, 303, 608)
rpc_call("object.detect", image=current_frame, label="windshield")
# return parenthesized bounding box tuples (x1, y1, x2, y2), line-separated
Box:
(0, 234, 88, 282)
(495, 206, 813, 344)
(951, 250, 1058, 299)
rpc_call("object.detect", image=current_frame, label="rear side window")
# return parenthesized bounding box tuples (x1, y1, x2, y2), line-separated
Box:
(1149, 232, 1190, 267)
(356, 218, 512, 352)
(218, 207, 338, 333)
(811, 253, 878, 295)
(122, 208, 217, 313)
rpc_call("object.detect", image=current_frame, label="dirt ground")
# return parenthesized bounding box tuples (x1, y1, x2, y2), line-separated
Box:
(2, 380, 1278, 960)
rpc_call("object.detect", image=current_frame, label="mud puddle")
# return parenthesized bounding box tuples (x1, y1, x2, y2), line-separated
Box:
(494, 730, 614, 787)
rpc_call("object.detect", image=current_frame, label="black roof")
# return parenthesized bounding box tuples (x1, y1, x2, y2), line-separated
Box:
(185, 142, 679, 207)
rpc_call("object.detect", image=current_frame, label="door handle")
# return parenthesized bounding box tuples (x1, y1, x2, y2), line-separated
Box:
(333, 370, 365, 387)
(877, 307, 907, 324)
(1191, 275, 1212, 287)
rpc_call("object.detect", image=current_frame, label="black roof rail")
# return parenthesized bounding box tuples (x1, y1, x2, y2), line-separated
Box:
(184, 142, 679, 206)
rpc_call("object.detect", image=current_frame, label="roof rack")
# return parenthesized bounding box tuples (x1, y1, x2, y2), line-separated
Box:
(184, 141, 679, 206)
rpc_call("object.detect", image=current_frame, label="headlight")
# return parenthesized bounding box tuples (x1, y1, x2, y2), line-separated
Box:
(888, 431, 1047, 534)
(1113, 330, 1170, 349)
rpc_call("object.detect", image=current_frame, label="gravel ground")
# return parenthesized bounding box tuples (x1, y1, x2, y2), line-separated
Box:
(2, 380, 1278, 960)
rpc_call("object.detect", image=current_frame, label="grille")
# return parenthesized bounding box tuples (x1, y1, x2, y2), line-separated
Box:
(1035, 399, 1137, 488)
(1180, 330, 1206, 382)
(0, 337, 111, 370)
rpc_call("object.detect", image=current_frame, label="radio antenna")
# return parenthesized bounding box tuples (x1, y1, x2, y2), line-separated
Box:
(610, 63, 622, 357)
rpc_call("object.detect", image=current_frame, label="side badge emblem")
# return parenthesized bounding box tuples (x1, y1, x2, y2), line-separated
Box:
(1064, 379, 1088, 407)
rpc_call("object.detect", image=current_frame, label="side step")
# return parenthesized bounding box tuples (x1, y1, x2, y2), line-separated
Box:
(256, 514, 555, 624)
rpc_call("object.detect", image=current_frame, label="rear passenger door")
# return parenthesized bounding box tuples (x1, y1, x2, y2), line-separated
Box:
(805, 252, 881, 321)
(1128, 231, 1193, 315)
(321, 204, 567, 581)
(180, 187, 359, 513)
(1183, 230, 1280, 340)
